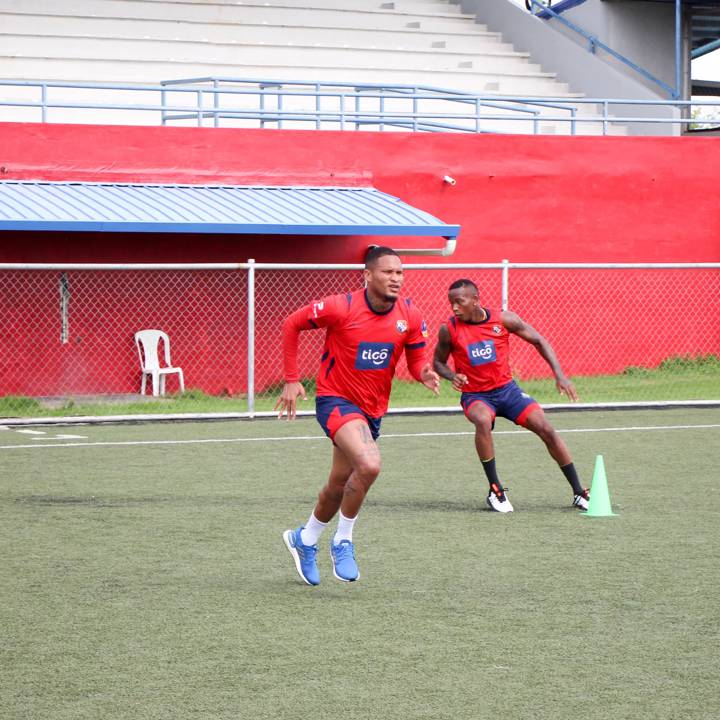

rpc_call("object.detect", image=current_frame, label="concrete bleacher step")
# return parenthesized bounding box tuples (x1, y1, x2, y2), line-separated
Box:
(107, 0, 472, 14)
(0, 55, 576, 97)
(0, 0, 626, 135)
(0, 1, 564, 92)
(0, 0, 483, 32)
(0, 34, 550, 77)
(0, 12, 513, 53)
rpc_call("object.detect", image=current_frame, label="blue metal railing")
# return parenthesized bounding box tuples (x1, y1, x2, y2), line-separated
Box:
(159, 77, 578, 134)
(0, 78, 718, 134)
(526, 0, 680, 99)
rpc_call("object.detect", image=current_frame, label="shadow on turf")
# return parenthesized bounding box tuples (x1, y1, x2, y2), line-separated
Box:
(13, 494, 281, 508)
(15, 495, 581, 516)
(366, 497, 580, 515)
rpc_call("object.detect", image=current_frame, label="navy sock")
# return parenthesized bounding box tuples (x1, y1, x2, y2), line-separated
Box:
(560, 462, 584, 495)
(481, 457, 505, 497)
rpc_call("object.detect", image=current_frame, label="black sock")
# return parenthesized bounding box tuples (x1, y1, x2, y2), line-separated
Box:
(560, 462, 584, 495)
(481, 458, 505, 497)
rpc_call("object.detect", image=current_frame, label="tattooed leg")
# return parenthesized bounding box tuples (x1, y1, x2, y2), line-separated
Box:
(330, 419, 382, 519)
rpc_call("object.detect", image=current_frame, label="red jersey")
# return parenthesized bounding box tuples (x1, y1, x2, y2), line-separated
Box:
(283, 289, 429, 417)
(446, 308, 513, 392)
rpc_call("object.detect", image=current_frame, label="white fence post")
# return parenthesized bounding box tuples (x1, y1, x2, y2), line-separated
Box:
(501, 258, 510, 311)
(247, 258, 256, 418)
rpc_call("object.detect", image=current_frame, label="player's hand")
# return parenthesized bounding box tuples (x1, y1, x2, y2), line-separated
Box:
(556, 376, 578, 402)
(274, 381, 307, 420)
(451, 373, 469, 392)
(420, 363, 440, 396)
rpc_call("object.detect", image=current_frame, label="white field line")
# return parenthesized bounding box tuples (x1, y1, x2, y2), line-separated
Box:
(1, 423, 719, 450)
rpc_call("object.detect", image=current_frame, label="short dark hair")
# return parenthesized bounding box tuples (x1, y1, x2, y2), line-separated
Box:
(449, 278, 478, 294)
(365, 245, 400, 268)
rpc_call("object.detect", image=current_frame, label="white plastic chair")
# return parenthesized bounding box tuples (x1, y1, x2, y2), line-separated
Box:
(134, 329, 185, 396)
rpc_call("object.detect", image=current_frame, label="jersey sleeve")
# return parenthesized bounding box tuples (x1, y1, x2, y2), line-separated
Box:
(281, 294, 349, 383)
(404, 306, 430, 382)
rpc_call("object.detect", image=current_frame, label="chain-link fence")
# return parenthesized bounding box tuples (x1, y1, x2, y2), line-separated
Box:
(1, 262, 718, 420)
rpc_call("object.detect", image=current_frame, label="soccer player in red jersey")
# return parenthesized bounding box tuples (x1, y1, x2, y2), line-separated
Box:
(276, 247, 440, 585)
(433, 278, 590, 513)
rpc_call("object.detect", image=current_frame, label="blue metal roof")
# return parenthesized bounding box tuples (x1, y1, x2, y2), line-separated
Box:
(0, 181, 459, 238)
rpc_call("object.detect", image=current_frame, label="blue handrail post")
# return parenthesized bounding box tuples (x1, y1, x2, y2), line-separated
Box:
(197, 89, 203, 127)
(259, 84, 265, 128)
(603, 100, 609, 135)
(316, 83, 321, 130)
(41, 84, 47, 123)
(413, 87, 419, 132)
(674, 0, 682, 100)
(213, 79, 220, 128)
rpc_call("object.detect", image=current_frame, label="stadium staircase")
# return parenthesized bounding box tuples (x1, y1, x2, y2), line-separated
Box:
(0, 0, 626, 134)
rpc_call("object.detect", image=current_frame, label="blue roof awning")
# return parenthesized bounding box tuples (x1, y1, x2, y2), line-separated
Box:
(0, 181, 460, 239)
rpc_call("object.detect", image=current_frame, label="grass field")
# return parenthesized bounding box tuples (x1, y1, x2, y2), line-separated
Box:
(1, 408, 719, 719)
(2, 356, 719, 417)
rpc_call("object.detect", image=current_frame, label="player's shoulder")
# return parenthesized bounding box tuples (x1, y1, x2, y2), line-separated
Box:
(398, 295, 424, 320)
(497, 308, 520, 327)
(323, 290, 357, 312)
(400, 295, 430, 332)
(445, 315, 459, 332)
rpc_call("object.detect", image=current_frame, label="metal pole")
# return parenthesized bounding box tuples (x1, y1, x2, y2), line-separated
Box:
(501, 258, 509, 310)
(603, 100, 609, 135)
(247, 258, 256, 418)
(675, 0, 682, 99)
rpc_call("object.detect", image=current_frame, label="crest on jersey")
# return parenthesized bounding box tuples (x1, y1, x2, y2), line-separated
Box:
(421, 320, 429, 337)
(492, 325, 502, 335)
(396, 319, 408, 333)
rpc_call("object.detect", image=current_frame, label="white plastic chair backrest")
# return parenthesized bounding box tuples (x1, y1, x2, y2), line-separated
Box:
(134, 329, 171, 371)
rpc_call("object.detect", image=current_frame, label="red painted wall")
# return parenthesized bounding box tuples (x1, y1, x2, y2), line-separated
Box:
(1, 122, 718, 263)
(0, 123, 718, 397)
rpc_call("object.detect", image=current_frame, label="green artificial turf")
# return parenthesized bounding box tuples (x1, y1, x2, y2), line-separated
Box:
(1, 408, 718, 719)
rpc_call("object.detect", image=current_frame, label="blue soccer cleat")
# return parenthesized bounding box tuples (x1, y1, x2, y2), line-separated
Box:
(330, 539, 359, 582)
(283, 527, 320, 586)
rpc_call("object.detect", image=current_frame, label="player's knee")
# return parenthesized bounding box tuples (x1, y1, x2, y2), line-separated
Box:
(354, 457, 381, 483)
(472, 414, 493, 434)
(535, 423, 558, 445)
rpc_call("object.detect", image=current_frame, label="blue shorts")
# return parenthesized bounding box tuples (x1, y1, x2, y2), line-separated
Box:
(460, 380, 540, 427)
(316, 396, 382, 441)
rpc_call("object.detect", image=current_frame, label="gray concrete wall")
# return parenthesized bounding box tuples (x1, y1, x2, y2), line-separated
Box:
(455, 0, 681, 135)
(556, 0, 678, 92)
